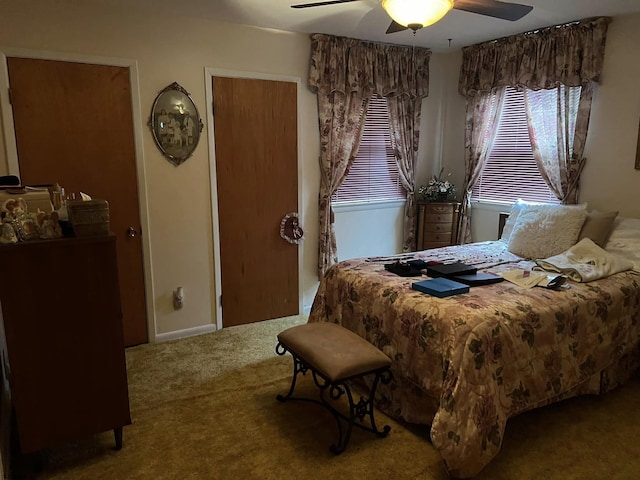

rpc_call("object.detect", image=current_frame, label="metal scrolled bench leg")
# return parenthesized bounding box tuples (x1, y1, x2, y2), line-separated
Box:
(275, 322, 393, 454)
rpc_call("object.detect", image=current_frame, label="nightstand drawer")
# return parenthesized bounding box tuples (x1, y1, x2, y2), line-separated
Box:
(425, 213, 454, 225)
(424, 232, 453, 243)
(423, 204, 454, 215)
(423, 222, 453, 234)
(416, 201, 460, 251)
(423, 241, 451, 249)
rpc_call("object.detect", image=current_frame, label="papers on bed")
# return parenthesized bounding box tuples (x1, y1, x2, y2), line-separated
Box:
(500, 269, 568, 289)
(534, 237, 635, 282)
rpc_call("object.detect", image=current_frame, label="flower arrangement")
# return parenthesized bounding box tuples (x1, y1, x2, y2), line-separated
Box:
(418, 168, 456, 202)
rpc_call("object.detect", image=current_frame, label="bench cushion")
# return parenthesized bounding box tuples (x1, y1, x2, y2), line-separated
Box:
(277, 322, 391, 383)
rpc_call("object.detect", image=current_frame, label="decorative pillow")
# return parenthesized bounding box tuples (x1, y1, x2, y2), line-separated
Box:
(578, 210, 618, 247)
(507, 204, 588, 259)
(604, 216, 640, 272)
(499, 199, 537, 242)
(499, 199, 587, 243)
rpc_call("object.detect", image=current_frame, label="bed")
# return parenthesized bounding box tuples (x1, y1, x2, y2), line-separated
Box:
(307, 206, 640, 478)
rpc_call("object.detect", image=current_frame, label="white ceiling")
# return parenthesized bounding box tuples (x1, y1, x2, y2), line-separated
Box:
(125, 0, 640, 52)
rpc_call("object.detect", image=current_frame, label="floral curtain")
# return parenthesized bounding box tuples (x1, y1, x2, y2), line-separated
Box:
(386, 96, 422, 252)
(458, 87, 506, 244)
(317, 92, 368, 277)
(459, 17, 611, 96)
(308, 34, 431, 98)
(524, 83, 593, 204)
(309, 34, 431, 277)
(457, 16, 610, 240)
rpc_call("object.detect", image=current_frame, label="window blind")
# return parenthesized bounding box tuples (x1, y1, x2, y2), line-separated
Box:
(332, 95, 405, 203)
(472, 87, 559, 204)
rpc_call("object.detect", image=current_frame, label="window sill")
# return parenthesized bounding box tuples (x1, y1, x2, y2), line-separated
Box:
(333, 199, 406, 213)
(470, 200, 513, 213)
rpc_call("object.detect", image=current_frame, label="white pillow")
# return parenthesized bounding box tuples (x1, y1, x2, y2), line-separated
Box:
(500, 199, 537, 242)
(604, 216, 640, 271)
(507, 203, 588, 259)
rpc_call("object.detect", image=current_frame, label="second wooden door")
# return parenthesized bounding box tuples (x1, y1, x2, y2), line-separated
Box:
(212, 76, 299, 327)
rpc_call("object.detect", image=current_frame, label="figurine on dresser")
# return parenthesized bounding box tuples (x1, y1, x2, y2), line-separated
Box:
(0, 198, 26, 243)
(0, 217, 18, 244)
(37, 210, 63, 239)
(1, 197, 62, 242)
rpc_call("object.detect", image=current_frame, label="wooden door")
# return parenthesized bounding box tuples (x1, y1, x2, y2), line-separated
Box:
(7, 57, 148, 346)
(212, 76, 299, 327)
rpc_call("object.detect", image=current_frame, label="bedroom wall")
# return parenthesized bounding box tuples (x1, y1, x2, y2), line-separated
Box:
(581, 13, 640, 218)
(0, 1, 321, 338)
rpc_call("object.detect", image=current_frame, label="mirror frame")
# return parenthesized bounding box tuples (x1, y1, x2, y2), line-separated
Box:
(149, 82, 203, 166)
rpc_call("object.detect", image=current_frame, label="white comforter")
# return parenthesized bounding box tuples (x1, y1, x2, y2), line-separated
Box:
(535, 237, 635, 282)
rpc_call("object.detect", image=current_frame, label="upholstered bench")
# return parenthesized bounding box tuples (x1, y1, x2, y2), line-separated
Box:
(275, 322, 393, 454)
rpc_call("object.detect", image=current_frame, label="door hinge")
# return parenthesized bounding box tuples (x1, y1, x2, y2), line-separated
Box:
(7, 88, 12, 105)
(219, 294, 222, 308)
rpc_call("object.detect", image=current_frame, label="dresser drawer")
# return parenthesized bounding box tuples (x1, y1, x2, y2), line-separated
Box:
(424, 212, 454, 225)
(423, 241, 451, 249)
(423, 222, 453, 234)
(416, 201, 460, 251)
(423, 232, 453, 243)
(423, 204, 454, 215)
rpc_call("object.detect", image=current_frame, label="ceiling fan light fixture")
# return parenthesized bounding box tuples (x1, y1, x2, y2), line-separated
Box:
(382, 0, 454, 30)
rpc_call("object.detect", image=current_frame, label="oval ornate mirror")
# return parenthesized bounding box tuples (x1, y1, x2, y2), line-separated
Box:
(149, 82, 203, 166)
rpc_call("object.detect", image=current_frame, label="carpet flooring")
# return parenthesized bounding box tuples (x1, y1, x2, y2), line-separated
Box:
(28, 315, 640, 479)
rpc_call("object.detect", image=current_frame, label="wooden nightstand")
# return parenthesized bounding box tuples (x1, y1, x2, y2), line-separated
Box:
(416, 201, 461, 250)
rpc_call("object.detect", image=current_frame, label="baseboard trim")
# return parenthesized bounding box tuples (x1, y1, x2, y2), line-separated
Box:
(155, 324, 218, 343)
(155, 311, 311, 343)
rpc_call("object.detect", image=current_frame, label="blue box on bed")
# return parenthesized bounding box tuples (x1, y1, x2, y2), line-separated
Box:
(412, 278, 470, 298)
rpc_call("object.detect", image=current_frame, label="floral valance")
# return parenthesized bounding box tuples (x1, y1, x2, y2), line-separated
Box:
(308, 33, 431, 98)
(459, 17, 611, 97)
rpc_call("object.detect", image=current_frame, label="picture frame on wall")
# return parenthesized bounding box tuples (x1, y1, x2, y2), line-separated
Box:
(149, 82, 203, 167)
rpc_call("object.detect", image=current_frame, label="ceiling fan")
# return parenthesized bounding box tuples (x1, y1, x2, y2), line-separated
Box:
(291, 0, 534, 34)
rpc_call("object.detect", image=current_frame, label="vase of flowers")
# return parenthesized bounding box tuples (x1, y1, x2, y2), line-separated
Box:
(418, 168, 456, 202)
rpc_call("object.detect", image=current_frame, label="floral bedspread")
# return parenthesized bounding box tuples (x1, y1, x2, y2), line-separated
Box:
(308, 241, 640, 478)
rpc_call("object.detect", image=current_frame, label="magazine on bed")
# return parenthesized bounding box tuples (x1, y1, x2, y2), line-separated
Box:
(426, 262, 477, 278)
(450, 272, 504, 286)
(412, 277, 470, 298)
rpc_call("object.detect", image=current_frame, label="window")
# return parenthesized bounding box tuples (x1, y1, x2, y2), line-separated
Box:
(472, 86, 579, 204)
(332, 95, 405, 204)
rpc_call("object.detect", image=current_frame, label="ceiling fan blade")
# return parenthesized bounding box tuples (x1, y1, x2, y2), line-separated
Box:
(386, 20, 408, 34)
(453, 0, 533, 21)
(291, 0, 361, 8)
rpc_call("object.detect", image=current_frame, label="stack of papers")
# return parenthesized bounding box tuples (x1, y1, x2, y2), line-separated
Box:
(500, 269, 567, 289)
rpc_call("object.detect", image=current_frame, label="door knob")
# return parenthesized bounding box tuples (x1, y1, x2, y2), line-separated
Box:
(127, 226, 138, 238)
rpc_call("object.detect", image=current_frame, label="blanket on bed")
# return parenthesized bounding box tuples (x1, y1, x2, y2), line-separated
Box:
(308, 241, 640, 478)
(535, 237, 635, 282)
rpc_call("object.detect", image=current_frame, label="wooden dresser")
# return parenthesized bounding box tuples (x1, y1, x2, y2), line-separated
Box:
(416, 201, 461, 250)
(0, 236, 131, 476)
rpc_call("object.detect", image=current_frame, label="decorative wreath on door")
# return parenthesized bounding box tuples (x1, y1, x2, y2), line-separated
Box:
(280, 212, 304, 244)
